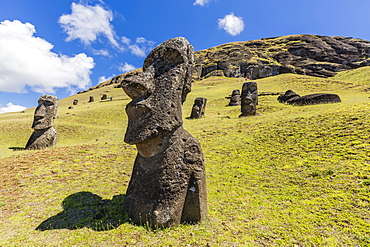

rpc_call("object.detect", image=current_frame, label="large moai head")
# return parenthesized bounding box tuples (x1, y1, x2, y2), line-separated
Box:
(32, 95, 58, 130)
(121, 37, 194, 145)
(239, 81, 258, 117)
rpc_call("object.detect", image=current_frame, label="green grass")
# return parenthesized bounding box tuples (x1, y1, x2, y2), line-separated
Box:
(334, 66, 370, 87)
(0, 73, 369, 246)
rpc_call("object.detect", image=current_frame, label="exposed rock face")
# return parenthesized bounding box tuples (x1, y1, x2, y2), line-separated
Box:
(121, 37, 207, 228)
(194, 35, 370, 80)
(26, 95, 58, 150)
(239, 81, 258, 117)
(190, 97, 207, 119)
(226, 89, 241, 106)
(278, 90, 301, 103)
(285, 93, 341, 105)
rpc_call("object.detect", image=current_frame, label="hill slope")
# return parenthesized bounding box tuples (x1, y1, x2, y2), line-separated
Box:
(0, 73, 369, 246)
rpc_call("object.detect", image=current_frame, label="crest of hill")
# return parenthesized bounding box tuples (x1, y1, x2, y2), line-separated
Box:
(193, 34, 370, 80)
(79, 34, 370, 93)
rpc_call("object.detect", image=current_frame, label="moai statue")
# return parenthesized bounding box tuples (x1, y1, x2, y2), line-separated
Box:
(101, 94, 107, 100)
(239, 81, 258, 117)
(73, 99, 78, 105)
(88, 96, 94, 103)
(25, 95, 58, 150)
(121, 37, 207, 228)
(226, 89, 241, 106)
(190, 97, 207, 119)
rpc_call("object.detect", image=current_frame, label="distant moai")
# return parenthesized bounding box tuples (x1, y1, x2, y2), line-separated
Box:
(239, 81, 258, 117)
(226, 89, 241, 106)
(73, 99, 78, 105)
(101, 94, 107, 100)
(88, 96, 94, 103)
(277, 90, 300, 103)
(190, 97, 207, 119)
(121, 37, 207, 228)
(25, 95, 58, 150)
(278, 90, 341, 105)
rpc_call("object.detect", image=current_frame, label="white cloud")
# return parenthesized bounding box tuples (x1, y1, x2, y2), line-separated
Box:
(0, 20, 95, 94)
(59, 2, 120, 48)
(218, 13, 245, 36)
(193, 0, 211, 6)
(92, 48, 110, 56)
(98, 75, 114, 84)
(119, 63, 136, 73)
(0, 102, 27, 114)
(121, 36, 155, 57)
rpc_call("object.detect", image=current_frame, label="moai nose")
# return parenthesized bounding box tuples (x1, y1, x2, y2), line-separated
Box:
(35, 103, 47, 117)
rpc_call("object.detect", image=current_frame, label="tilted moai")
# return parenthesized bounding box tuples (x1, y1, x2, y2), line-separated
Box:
(239, 81, 258, 117)
(25, 95, 58, 150)
(88, 96, 94, 103)
(190, 97, 207, 119)
(226, 89, 241, 106)
(73, 99, 78, 105)
(101, 94, 107, 100)
(121, 37, 207, 228)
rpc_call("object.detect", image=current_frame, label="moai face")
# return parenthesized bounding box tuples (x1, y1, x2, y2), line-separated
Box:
(190, 97, 207, 119)
(241, 81, 258, 106)
(32, 95, 58, 130)
(121, 37, 194, 145)
(240, 81, 258, 116)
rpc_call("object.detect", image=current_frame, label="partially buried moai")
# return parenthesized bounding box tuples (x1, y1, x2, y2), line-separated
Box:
(190, 97, 207, 119)
(121, 37, 207, 228)
(239, 81, 258, 117)
(25, 95, 58, 150)
(226, 89, 241, 106)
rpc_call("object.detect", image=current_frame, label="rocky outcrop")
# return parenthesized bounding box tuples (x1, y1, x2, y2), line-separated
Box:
(193, 34, 370, 80)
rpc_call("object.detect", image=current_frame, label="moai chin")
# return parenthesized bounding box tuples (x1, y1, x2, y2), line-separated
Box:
(190, 97, 207, 119)
(239, 81, 258, 117)
(25, 95, 58, 150)
(121, 37, 207, 228)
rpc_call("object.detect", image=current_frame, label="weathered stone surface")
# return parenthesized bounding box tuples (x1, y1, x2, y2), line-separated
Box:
(278, 90, 301, 103)
(239, 81, 258, 117)
(121, 37, 207, 228)
(101, 94, 107, 100)
(286, 93, 341, 105)
(88, 96, 94, 103)
(190, 97, 207, 119)
(26, 95, 58, 150)
(73, 99, 78, 105)
(226, 89, 241, 106)
(193, 34, 370, 80)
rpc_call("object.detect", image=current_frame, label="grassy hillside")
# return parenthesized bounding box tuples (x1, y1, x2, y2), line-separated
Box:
(0, 73, 369, 246)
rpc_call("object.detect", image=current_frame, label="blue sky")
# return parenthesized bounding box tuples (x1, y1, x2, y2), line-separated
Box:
(1, 0, 370, 113)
